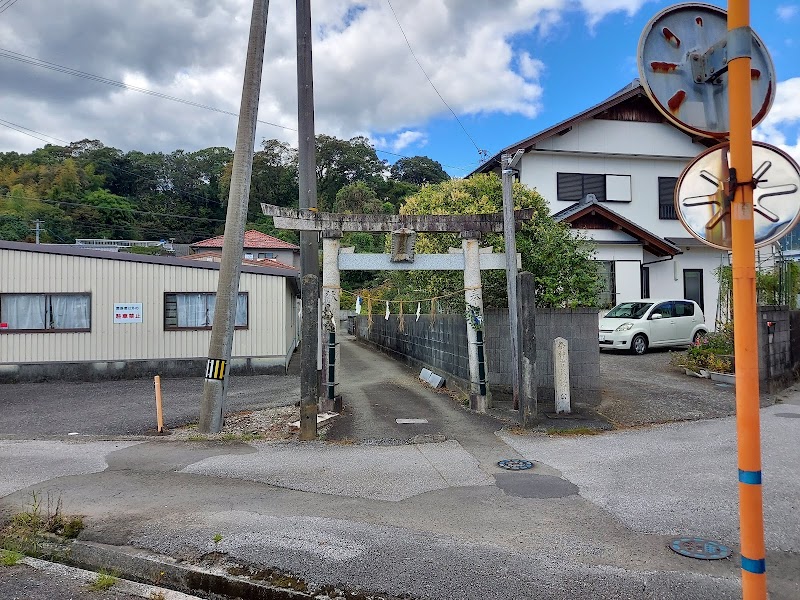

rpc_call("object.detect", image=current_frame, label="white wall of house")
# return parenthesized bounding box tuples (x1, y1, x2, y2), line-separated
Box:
(645, 247, 728, 328)
(0, 246, 297, 366)
(242, 247, 298, 268)
(516, 117, 726, 330)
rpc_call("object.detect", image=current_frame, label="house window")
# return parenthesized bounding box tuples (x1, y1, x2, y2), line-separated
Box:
(595, 261, 616, 308)
(658, 177, 678, 219)
(557, 173, 606, 202)
(164, 292, 248, 330)
(257, 252, 276, 259)
(0, 293, 91, 332)
(641, 266, 650, 299)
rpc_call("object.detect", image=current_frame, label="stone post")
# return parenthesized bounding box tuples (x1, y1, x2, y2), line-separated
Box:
(554, 337, 571, 414)
(518, 272, 537, 426)
(462, 231, 488, 412)
(321, 230, 342, 411)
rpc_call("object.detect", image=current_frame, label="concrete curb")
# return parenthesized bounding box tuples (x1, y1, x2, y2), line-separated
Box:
(66, 540, 314, 599)
(20, 554, 204, 599)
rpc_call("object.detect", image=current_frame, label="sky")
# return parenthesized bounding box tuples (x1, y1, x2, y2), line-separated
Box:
(0, 0, 798, 177)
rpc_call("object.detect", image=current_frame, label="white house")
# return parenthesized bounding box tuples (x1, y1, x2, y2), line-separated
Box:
(0, 240, 299, 382)
(471, 80, 730, 328)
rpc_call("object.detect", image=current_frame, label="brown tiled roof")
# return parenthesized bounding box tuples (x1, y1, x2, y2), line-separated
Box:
(184, 251, 297, 271)
(191, 230, 299, 250)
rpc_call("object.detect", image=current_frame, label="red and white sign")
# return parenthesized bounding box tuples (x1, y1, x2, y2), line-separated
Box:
(113, 303, 143, 324)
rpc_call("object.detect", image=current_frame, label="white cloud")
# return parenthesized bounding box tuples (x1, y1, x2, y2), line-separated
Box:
(390, 131, 427, 152)
(777, 4, 799, 20)
(0, 0, 666, 158)
(754, 77, 800, 164)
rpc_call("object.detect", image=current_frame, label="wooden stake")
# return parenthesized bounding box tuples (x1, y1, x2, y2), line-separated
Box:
(154, 375, 164, 433)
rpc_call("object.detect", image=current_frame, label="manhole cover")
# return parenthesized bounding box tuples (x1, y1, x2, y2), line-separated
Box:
(775, 412, 800, 419)
(669, 537, 731, 560)
(497, 459, 534, 471)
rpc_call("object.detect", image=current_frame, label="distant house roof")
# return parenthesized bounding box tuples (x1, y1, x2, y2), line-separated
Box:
(553, 197, 682, 258)
(184, 251, 297, 271)
(191, 230, 299, 251)
(468, 79, 716, 177)
(0, 240, 299, 294)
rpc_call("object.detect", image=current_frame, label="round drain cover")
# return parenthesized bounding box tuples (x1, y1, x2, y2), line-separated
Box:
(669, 537, 731, 560)
(497, 459, 534, 471)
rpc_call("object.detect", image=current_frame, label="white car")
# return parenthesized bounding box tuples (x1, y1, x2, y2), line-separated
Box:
(598, 299, 707, 355)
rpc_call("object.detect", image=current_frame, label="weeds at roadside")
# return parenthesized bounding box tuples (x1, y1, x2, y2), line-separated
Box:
(549, 427, 603, 436)
(0, 549, 24, 566)
(187, 434, 208, 441)
(149, 591, 167, 600)
(0, 491, 84, 558)
(89, 570, 117, 591)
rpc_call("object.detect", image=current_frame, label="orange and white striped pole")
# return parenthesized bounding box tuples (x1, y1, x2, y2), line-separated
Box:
(728, 1, 767, 597)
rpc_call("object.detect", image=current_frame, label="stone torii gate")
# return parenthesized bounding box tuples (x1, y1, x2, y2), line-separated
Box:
(262, 204, 531, 413)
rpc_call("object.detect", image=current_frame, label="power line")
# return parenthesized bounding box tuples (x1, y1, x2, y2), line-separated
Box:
(0, 47, 295, 133)
(0, 47, 473, 172)
(0, 0, 22, 16)
(385, 0, 485, 159)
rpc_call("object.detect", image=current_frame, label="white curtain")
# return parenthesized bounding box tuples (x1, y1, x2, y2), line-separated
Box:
(176, 293, 209, 327)
(1, 295, 46, 329)
(174, 293, 247, 328)
(49, 295, 90, 329)
(235, 294, 247, 327)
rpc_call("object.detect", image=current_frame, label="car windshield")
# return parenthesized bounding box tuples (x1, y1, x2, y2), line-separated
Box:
(604, 302, 653, 319)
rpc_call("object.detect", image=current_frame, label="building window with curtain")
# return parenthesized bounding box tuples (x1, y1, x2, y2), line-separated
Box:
(0, 293, 91, 332)
(164, 292, 248, 330)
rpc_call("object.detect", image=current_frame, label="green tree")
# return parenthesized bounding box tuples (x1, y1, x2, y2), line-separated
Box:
(333, 181, 385, 214)
(315, 135, 386, 211)
(389, 156, 450, 186)
(395, 174, 600, 308)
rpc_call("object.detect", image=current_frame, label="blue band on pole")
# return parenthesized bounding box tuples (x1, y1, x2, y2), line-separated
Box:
(741, 556, 766, 574)
(738, 469, 762, 485)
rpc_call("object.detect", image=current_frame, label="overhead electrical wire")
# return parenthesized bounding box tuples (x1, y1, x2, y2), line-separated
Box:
(0, 0, 22, 16)
(385, 0, 485, 159)
(0, 47, 471, 172)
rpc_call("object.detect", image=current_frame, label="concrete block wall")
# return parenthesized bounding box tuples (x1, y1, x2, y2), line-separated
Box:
(757, 305, 793, 391)
(354, 307, 600, 406)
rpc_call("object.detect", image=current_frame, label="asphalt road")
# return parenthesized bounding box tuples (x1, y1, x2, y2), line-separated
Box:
(1, 339, 798, 599)
(0, 374, 299, 437)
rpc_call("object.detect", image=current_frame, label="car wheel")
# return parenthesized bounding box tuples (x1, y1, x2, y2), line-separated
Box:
(631, 334, 648, 355)
(692, 330, 707, 345)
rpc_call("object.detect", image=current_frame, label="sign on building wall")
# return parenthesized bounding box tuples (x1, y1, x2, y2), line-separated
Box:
(114, 303, 143, 324)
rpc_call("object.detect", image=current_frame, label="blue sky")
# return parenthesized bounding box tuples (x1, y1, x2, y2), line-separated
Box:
(0, 1, 797, 178)
(418, 1, 800, 175)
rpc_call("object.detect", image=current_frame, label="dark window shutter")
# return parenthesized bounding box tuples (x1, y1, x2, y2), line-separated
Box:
(557, 173, 583, 201)
(584, 174, 606, 201)
(658, 177, 678, 219)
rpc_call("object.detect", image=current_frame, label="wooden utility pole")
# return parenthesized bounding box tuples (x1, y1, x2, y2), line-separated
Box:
(198, 0, 269, 433)
(296, 0, 320, 440)
(501, 151, 524, 410)
(728, 2, 767, 597)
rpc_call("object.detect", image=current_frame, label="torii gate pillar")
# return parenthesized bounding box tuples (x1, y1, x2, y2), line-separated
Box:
(462, 231, 489, 411)
(321, 229, 342, 412)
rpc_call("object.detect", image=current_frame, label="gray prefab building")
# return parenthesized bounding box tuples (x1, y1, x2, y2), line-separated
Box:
(0, 241, 299, 382)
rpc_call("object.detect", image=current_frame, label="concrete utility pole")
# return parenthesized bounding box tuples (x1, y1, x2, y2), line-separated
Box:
(31, 220, 43, 244)
(198, 0, 269, 434)
(296, 0, 320, 440)
(462, 231, 488, 412)
(517, 271, 537, 426)
(501, 151, 524, 410)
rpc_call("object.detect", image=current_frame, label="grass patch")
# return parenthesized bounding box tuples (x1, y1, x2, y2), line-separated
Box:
(187, 434, 208, 441)
(89, 570, 117, 591)
(1, 491, 85, 557)
(149, 591, 167, 600)
(549, 427, 603, 436)
(0, 549, 24, 566)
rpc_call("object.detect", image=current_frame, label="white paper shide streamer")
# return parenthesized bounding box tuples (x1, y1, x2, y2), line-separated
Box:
(355, 295, 362, 315)
(385, 301, 390, 320)
(415, 302, 421, 322)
